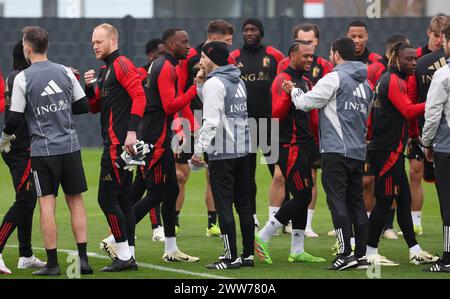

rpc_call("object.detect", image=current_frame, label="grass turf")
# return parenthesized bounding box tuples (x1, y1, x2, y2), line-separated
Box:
(0, 148, 447, 279)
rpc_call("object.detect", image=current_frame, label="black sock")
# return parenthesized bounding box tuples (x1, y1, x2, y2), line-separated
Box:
(175, 211, 180, 227)
(208, 211, 217, 229)
(77, 242, 88, 261)
(46, 248, 58, 268)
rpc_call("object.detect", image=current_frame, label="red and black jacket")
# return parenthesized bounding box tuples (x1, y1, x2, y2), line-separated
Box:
(85, 50, 146, 167)
(143, 53, 197, 168)
(368, 56, 389, 87)
(3, 70, 30, 151)
(231, 44, 285, 118)
(368, 68, 425, 155)
(416, 45, 433, 60)
(355, 48, 382, 66)
(271, 66, 317, 146)
(277, 55, 333, 86)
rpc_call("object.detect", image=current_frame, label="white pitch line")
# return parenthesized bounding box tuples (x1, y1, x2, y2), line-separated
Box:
(5, 245, 232, 279)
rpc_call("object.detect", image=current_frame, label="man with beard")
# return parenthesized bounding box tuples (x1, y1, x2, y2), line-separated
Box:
(231, 18, 284, 231)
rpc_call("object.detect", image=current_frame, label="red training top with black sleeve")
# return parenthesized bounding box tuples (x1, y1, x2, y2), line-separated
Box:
(231, 44, 285, 118)
(271, 66, 316, 146)
(277, 55, 333, 86)
(355, 48, 382, 66)
(85, 50, 146, 167)
(0, 70, 5, 113)
(368, 68, 425, 154)
(142, 53, 197, 168)
(368, 56, 389, 87)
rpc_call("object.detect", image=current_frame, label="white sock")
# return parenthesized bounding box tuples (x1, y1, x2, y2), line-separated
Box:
(107, 234, 116, 244)
(165, 237, 178, 254)
(409, 244, 422, 254)
(350, 237, 355, 248)
(366, 246, 378, 256)
(268, 207, 280, 222)
(116, 241, 132, 261)
(259, 217, 283, 242)
(291, 229, 305, 254)
(129, 245, 135, 259)
(253, 214, 260, 227)
(306, 209, 315, 231)
(411, 211, 422, 227)
(367, 212, 371, 218)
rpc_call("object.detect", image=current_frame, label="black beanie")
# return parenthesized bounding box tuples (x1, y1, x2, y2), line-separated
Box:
(202, 41, 229, 67)
(242, 17, 264, 37)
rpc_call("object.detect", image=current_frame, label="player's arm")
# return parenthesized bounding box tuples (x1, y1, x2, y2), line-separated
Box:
(271, 74, 291, 120)
(157, 62, 197, 116)
(290, 71, 339, 112)
(422, 67, 449, 147)
(194, 77, 225, 156)
(114, 57, 146, 133)
(65, 67, 89, 115)
(388, 75, 425, 120)
(84, 68, 102, 114)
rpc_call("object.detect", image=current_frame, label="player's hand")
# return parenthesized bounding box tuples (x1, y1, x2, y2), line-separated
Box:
(425, 147, 434, 163)
(124, 131, 138, 155)
(84, 69, 96, 87)
(0, 132, 16, 153)
(282, 80, 296, 94)
(191, 153, 205, 166)
(195, 69, 206, 85)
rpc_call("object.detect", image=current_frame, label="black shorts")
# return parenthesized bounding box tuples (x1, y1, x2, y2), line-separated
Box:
(278, 144, 313, 192)
(145, 147, 178, 190)
(31, 151, 87, 197)
(369, 151, 406, 199)
(310, 143, 321, 169)
(175, 134, 195, 164)
(423, 159, 436, 183)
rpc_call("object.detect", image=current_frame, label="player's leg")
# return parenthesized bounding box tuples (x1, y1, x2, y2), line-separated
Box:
(321, 154, 357, 270)
(206, 158, 240, 269)
(305, 168, 319, 237)
(425, 152, 450, 271)
(205, 169, 220, 237)
(233, 155, 254, 266)
(61, 151, 92, 274)
(409, 159, 424, 235)
(175, 162, 190, 232)
(30, 156, 62, 276)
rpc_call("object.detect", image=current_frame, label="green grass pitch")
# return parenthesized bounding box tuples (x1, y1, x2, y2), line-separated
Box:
(0, 148, 447, 279)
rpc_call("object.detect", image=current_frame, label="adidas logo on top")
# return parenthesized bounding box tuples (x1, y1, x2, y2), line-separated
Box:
(234, 83, 246, 98)
(41, 80, 63, 96)
(353, 83, 367, 100)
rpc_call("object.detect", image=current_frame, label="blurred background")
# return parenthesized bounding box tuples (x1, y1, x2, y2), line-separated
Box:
(1, 0, 449, 147)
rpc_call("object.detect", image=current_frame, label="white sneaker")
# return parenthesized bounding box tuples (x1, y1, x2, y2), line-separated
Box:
(17, 255, 46, 269)
(327, 229, 336, 237)
(282, 222, 292, 234)
(100, 237, 118, 260)
(305, 229, 319, 238)
(367, 254, 399, 266)
(0, 258, 12, 275)
(162, 250, 199, 263)
(409, 250, 439, 265)
(382, 229, 399, 240)
(152, 226, 165, 242)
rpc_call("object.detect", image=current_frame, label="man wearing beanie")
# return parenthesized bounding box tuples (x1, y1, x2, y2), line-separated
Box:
(192, 41, 254, 270)
(231, 18, 285, 231)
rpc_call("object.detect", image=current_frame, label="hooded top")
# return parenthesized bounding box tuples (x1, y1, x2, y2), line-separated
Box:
(195, 64, 250, 161)
(290, 61, 373, 161)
